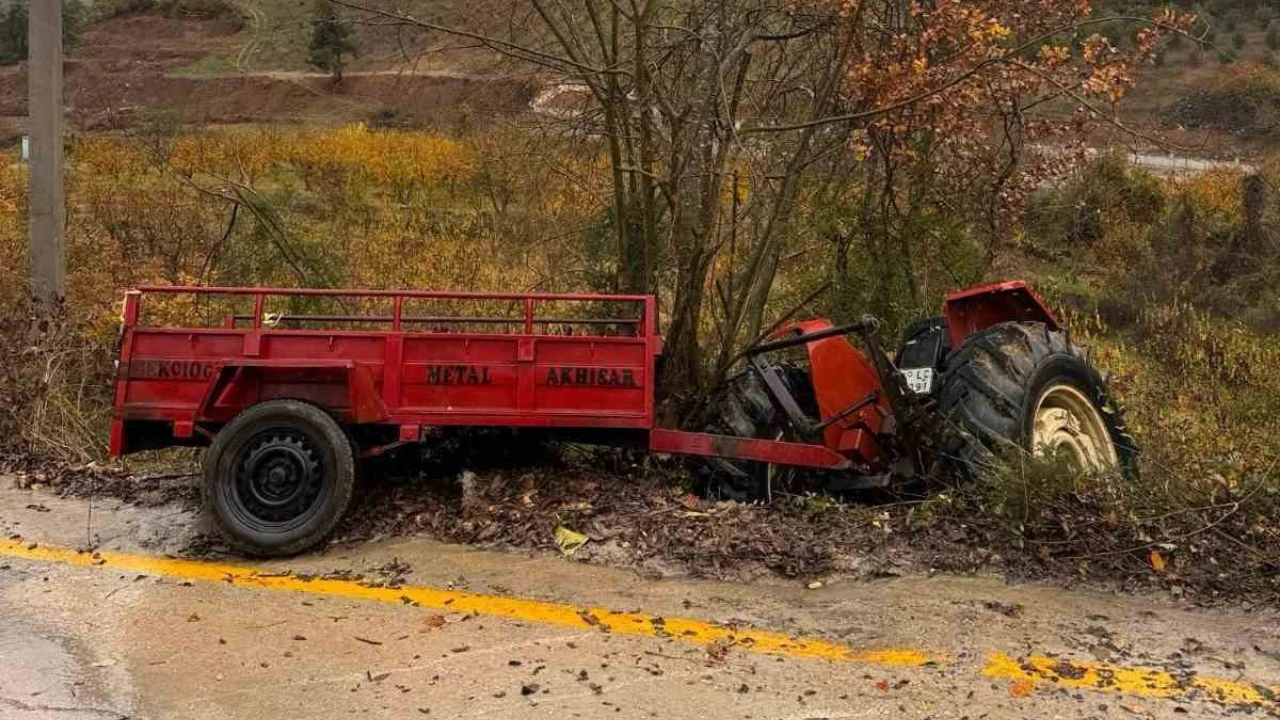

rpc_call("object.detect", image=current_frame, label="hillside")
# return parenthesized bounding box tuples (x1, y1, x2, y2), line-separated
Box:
(0, 0, 1273, 160)
(0, 0, 533, 140)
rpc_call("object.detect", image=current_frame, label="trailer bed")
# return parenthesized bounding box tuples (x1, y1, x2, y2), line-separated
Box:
(111, 287, 659, 456)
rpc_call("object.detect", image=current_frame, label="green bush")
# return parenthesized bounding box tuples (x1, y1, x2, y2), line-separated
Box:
(101, 0, 240, 21)
(1026, 152, 1165, 249)
(1166, 62, 1280, 135)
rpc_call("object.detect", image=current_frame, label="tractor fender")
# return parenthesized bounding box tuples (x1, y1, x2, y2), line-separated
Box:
(942, 281, 1061, 349)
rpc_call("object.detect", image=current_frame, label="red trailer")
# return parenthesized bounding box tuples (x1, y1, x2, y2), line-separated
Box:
(111, 282, 1136, 555)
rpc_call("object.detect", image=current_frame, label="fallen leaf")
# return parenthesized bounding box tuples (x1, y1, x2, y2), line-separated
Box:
(1009, 678, 1035, 698)
(1150, 550, 1166, 573)
(706, 638, 733, 662)
(187, 613, 201, 622)
(555, 526, 589, 556)
(806, 581, 823, 590)
(873, 679, 889, 691)
(423, 614, 446, 630)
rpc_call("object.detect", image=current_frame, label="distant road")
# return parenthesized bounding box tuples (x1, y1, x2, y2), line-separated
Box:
(1032, 144, 1260, 177)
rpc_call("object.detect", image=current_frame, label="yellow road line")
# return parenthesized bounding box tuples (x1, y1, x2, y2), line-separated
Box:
(984, 652, 1279, 706)
(1, 537, 1275, 711)
(0, 538, 935, 667)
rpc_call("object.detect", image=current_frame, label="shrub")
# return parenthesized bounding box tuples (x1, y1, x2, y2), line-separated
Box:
(1232, 31, 1247, 50)
(1164, 62, 1280, 136)
(101, 0, 240, 21)
(1026, 152, 1164, 249)
(0, 300, 116, 463)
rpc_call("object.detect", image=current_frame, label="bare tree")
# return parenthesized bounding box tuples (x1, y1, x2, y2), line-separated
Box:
(331, 0, 1189, 412)
(334, 0, 860, 407)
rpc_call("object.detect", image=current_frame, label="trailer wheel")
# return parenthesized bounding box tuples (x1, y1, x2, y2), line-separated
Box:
(203, 400, 355, 557)
(936, 322, 1138, 479)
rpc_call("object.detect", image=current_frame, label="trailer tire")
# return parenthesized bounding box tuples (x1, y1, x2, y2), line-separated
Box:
(203, 400, 355, 557)
(936, 321, 1138, 479)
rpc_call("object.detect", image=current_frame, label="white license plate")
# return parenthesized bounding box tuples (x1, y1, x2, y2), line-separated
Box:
(901, 367, 934, 394)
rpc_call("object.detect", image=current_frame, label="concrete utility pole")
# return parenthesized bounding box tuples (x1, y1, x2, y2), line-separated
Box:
(28, 0, 64, 307)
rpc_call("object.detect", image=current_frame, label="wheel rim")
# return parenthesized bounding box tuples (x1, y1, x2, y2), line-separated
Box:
(230, 429, 327, 531)
(1032, 384, 1119, 473)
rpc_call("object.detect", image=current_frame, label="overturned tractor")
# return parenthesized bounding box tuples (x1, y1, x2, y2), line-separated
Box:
(702, 282, 1137, 499)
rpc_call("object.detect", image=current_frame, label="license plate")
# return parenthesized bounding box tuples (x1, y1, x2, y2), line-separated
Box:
(901, 367, 934, 394)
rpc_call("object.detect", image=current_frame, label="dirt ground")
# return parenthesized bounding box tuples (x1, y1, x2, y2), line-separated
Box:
(0, 12, 535, 138)
(3, 476, 1280, 719)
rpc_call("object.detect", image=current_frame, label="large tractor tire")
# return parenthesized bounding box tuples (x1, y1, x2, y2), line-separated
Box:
(203, 399, 356, 557)
(935, 321, 1138, 479)
(698, 364, 817, 501)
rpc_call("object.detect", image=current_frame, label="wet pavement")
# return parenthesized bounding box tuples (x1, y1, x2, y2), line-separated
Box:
(3, 479, 1279, 719)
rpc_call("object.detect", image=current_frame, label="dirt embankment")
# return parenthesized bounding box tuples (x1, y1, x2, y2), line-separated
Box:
(8, 450, 1272, 608)
(0, 12, 535, 136)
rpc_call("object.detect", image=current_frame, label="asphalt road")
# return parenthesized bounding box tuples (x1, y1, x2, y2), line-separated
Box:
(2, 480, 1278, 720)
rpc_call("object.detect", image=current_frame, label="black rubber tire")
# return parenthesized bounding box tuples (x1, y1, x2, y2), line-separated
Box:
(936, 321, 1138, 479)
(203, 399, 356, 557)
(699, 363, 816, 500)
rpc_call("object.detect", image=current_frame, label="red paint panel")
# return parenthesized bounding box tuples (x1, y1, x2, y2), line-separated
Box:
(401, 363, 519, 412)
(771, 319, 887, 464)
(535, 338, 646, 365)
(130, 331, 243, 359)
(403, 336, 520, 363)
(260, 333, 388, 362)
(943, 280, 1060, 348)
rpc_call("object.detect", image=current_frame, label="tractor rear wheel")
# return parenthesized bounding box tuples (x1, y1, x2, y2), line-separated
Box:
(698, 363, 816, 501)
(935, 321, 1138, 478)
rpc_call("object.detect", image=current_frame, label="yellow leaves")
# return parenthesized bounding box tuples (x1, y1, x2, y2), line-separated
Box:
(1039, 45, 1071, 67)
(1149, 549, 1166, 573)
(1009, 678, 1036, 698)
(284, 124, 474, 197)
(1183, 170, 1246, 225)
(985, 19, 1012, 40)
(1081, 34, 1114, 65)
(72, 138, 151, 178)
(1083, 64, 1134, 103)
